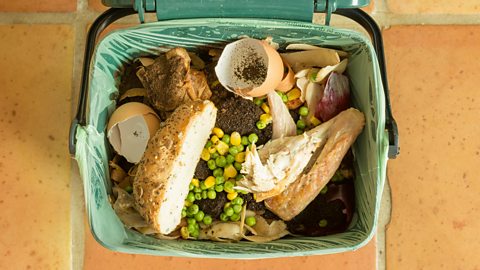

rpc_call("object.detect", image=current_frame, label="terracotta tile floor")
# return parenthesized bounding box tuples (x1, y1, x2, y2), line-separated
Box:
(0, 0, 76, 12)
(384, 25, 480, 270)
(84, 226, 376, 270)
(0, 25, 74, 269)
(386, 0, 480, 14)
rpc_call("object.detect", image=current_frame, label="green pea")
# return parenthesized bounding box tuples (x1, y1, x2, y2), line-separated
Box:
(226, 154, 235, 164)
(213, 168, 224, 177)
(207, 159, 216, 170)
(200, 181, 208, 190)
(190, 230, 199, 238)
(203, 215, 212, 225)
(194, 211, 205, 222)
(224, 207, 234, 216)
(233, 204, 242, 213)
(207, 190, 216, 200)
(187, 223, 196, 233)
(210, 152, 219, 160)
(281, 94, 288, 103)
(234, 162, 243, 171)
(187, 218, 196, 225)
(299, 106, 309, 116)
(181, 209, 187, 217)
(230, 213, 240, 222)
(205, 141, 213, 148)
(215, 184, 224, 192)
(238, 189, 248, 195)
(224, 181, 235, 193)
(202, 190, 207, 199)
(228, 147, 239, 156)
(233, 197, 244, 205)
(241, 136, 249, 146)
(297, 119, 306, 130)
(215, 176, 225, 185)
(253, 97, 264, 106)
(188, 204, 200, 215)
(248, 133, 258, 144)
(194, 186, 202, 193)
(215, 156, 227, 167)
(235, 144, 244, 152)
(319, 219, 328, 227)
(223, 202, 231, 210)
(186, 192, 195, 202)
(320, 185, 328, 195)
(124, 186, 133, 193)
(222, 134, 230, 144)
(256, 120, 267, 130)
(245, 216, 256, 227)
(220, 213, 229, 222)
(189, 183, 194, 191)
(194, 193, 202, 201)
(296, 129, 303, 135)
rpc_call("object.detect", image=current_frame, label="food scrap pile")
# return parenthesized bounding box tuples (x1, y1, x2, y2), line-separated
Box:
(107, 38, 365, 242)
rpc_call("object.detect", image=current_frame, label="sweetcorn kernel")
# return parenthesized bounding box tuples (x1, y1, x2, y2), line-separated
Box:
(201, 148, 210, 161)
(287, 87, 301, 101)
(259, 113, 272, 124)
(215, 141, 229, 155)
(212, 127, 224, 138)
(227, 192, 238, 201)
(310, 116, 321, 126)
(230, 132, 241, 146)
(191, 178, 200, 187)
(211, 135, 220, 144)
(234, 152, 246, 163)
(204, 176, 216, 188)
(224, 164, 238, 178)
(261, 103, 270, 114)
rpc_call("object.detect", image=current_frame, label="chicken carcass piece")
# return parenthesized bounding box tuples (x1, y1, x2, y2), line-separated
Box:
(133, 100, 217, 234)
(136, 48, 211, 112)
(264, 108, 365, 221)
(239, 119, 334, 201)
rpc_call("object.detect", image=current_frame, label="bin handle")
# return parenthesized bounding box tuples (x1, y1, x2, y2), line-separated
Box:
(335, 9, 399, 159)
(69, 8, 399, 159)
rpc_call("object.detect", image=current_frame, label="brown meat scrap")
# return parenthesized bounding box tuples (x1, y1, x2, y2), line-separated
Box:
(136, 48, 211, 112)
(264, 108, 365, 221)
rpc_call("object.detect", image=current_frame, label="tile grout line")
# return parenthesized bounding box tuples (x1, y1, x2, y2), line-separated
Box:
(2, 11, 480, 25)
(70, 1, 90, 270)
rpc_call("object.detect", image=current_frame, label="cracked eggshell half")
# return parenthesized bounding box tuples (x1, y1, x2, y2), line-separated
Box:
(215, 38, 284, 98)
(107, 102, 161, 163)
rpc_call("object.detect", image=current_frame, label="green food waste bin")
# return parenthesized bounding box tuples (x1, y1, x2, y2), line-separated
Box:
(69, 0, 399, 258)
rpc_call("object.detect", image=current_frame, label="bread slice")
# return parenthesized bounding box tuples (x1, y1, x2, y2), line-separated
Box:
(132, 100, 217, 234)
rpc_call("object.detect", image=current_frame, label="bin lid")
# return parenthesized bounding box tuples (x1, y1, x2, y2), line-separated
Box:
(102, 0, 370, 23)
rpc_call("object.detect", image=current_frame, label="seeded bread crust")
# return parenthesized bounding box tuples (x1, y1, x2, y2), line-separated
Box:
(133, 100, 217, 233)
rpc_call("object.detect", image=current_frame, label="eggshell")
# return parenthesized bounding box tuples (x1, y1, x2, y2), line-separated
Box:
(281, 49, 340, 73)
(275, 60, 295, 92)
(107, 102, 161, 163)
(215, 38, 284, 98)
(311, 58, 349, 83)
(119, 88, 147, 102)
(285, 43, 348, 58)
